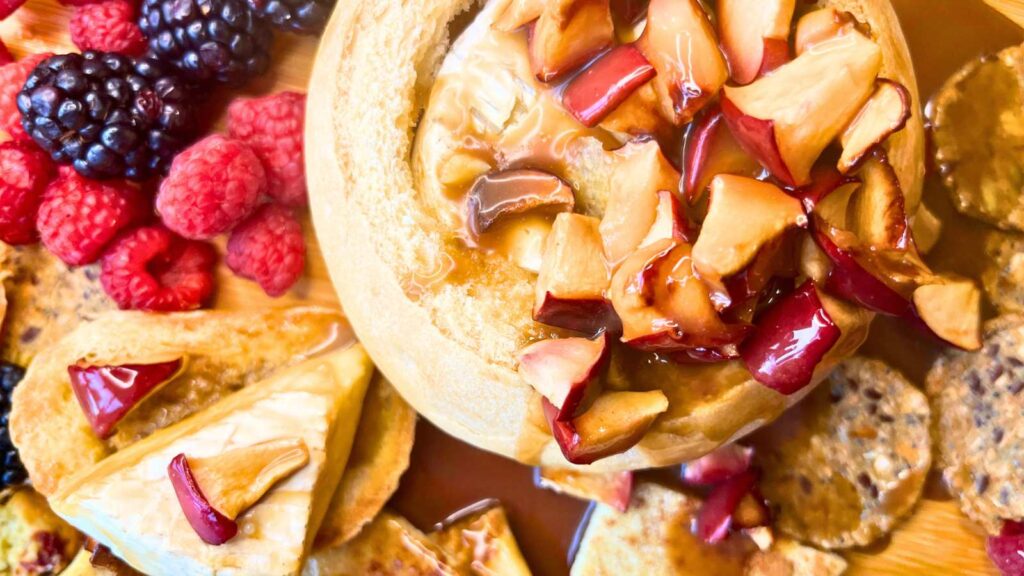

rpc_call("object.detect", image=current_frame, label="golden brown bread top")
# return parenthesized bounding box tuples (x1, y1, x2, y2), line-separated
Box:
(307, 0, 921, 469)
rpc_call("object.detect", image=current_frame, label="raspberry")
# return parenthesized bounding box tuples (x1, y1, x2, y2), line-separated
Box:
(0, 0, 26, 19)
(101, 225, 216, 311)
(37, 170, 145, 265)
(226, 204, 305, 297)
(156, 135, 265, 239)
(69, 1, 146, 56)
(0, 53, 51, 142)
(228, 91, 307, 206)
(0, 40, 12, 66)
(0, 141, 55, 245)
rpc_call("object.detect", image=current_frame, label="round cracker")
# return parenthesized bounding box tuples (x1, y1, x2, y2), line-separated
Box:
(306, 0, 917, 470)
(752, 357, 931, 548)
(929, 43, 1024, 231)
(927, 314, 1024, 534)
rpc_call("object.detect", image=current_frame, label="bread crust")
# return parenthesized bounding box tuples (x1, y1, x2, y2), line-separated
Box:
(307, 0, 923, 470)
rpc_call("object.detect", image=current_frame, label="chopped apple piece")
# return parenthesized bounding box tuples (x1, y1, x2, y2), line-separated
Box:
(722, 31, 882, 186)
(696, 469, 758, 543)
(466, 169, 575, 238)
(639, 0, 728, 125)
(740, 280, 840, 395)
(68, 358, 184, 439)
(599, 82, 670, 140)
(187, 438, 310, 521)
(682, 444, 754, 486)
(599, 141, 682, 266)
(611, 240, 749, 352)
(530, 0, 615, 82)
(517, 333, 610, 421)
(167, 454, 239, 545)
(562, 44, 657, 127)
(544, 390, 668, 465)
(493, 0, 544, 31)
(640, 190, 692, 247)
(848, 151, 911, 250)
(536, 469, 633, 511)
(718, 0, 796, 85)
(794, 7, 857, 56)
(839, 80, 912, 173)
(683, 105, 763, 203)
(913, 281, 982, 350)
(693, 175, 806, 280)
(534, 213, 617, 334)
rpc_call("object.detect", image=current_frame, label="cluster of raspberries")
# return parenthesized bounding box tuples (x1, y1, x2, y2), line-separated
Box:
(0, 72, 309, 309)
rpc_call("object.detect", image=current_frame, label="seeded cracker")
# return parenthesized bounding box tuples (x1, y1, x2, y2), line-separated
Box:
(751, 357, 931, 548)
(927, 314, 1024, 534)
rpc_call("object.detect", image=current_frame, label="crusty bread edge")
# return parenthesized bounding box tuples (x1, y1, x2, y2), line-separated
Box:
(307, 0, 923, 470)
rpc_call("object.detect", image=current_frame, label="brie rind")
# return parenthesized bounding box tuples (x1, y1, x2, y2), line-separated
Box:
(51, 346, 374, 576)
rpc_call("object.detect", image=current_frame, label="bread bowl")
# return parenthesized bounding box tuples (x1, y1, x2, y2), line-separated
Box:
(307, 0, 940, 470)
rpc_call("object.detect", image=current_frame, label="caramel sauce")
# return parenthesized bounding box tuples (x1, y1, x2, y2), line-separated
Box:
(391, 3, 1024, 575)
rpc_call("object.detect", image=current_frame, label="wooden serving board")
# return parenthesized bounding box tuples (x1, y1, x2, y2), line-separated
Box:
(1, 0, 1021, 574)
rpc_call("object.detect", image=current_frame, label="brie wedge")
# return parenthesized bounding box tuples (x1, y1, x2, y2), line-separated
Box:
(51, 346, 375, 576)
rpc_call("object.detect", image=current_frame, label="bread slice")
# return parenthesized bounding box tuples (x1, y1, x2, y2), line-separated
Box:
(307, 0, 921, 470)
(51, 347, 373, 576)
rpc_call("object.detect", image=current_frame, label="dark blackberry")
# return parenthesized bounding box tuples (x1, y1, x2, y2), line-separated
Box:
(139, 0, 272, 85)
(0, 362, 27, 490)
(17, 52, 199, 181)
(246, 0, 332, 35)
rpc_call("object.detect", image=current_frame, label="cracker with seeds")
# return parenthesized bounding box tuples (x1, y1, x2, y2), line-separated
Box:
(927, 314, 1024, 534)
(751, 357, 932, 548)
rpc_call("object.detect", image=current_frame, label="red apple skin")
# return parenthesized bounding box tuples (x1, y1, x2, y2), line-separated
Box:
(681, 444, 753, 486)
(542, 399, 586, 463)
(534, 295, 621, 336)
(167, 454, 239, 545)
(811, 224, 915, 318)
(720, 96, 798, 187)
(758, 38, 791, 77)
(68, 359, 183, 439)
(740, 280, 840, 395)
(562, 44, 657, 128)
(793, 164, 861, 214)
(988, 521, 1024, 576)
(696, 469, 757, 544)
(517, 333, 611, 422)
(683, 105, 762, 203)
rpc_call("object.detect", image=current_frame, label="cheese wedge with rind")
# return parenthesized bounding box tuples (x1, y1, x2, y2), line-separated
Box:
(51, 346, 374, 576)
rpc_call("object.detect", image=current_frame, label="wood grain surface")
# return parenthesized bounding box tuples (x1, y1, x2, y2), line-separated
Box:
(0, 0, 1011, 574)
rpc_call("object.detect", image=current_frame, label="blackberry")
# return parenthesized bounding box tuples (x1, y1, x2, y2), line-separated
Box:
(18, 52, 198, 181)
(139, 0, 272, 85)
(0, 362, 27, 490)
(246, 0, 332, 35)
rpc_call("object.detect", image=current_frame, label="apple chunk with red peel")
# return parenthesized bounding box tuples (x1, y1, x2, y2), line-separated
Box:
(167, 454, 238, 545)
(681, 444, 753, 486)
(529, 0, 614, 82)
(534, 213, 617, 334)
(695, 469, 758, 544)
(517, 333, 610, 421)
(848, 150, 912, 250)
(599, 141, 681, 267)
(913, 281, 982, 350)
(465, 169, 574, 239)
(68, 358, 184, 439)
(562, 44, 656, 128)
(683, 105, 763, 203)
(639, 190, 692, 247)
(838, 79, 912, 173)
(794, 7, 858, 56)
(544, 390, 668, 465)
(639, 0, 728, 125)
(722, 31, 882, 186)
(692, 175, 806, 281)
(611, 239, 750, 352)
(718, 0, 795, 85)
(740, 279, 841, 395)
